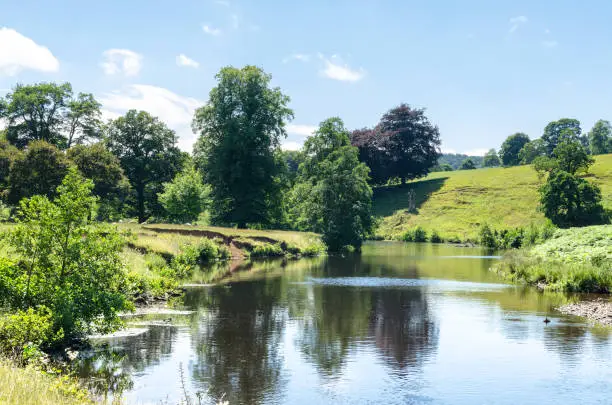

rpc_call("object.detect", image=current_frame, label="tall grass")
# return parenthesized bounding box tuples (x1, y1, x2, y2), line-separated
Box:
(0, 360, 92, 405)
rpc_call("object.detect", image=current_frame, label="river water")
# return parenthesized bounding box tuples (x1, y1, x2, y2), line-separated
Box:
(79, 242, 612, 405)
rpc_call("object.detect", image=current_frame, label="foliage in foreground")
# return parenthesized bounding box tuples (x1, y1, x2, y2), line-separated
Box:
(0, 169, 131, 348)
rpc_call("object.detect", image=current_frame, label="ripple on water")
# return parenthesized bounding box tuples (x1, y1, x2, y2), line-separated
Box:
(302, 277, 510, 292)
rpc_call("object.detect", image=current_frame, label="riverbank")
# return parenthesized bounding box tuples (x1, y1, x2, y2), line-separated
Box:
(0, 360, 92, 405)
(557, 298, 612, 326)
(493, 225, 611, 294)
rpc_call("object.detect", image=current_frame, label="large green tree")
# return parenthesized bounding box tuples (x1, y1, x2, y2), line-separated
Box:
(0, 82, 102, 149)
(290, 118, 373, 251)
(106, 110, 183, 223)
(518, 138, 546, 164)
(542, 118, 581, 156)
(539, 170, 606, 227)
(67, 143, 130, 220)
(588, 119, 612, 155)
(8, 141, 72, 205)
(553, 140, 594, 175)
(350, 105, 441, 184)
(192, 66, 293, 228)
(499, 133, 530, 166)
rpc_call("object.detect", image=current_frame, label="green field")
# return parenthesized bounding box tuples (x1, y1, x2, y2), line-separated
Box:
(374, 154, 612, 241)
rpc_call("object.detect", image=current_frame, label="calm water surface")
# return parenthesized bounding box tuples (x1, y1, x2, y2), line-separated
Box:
(79, 242, 612, 405)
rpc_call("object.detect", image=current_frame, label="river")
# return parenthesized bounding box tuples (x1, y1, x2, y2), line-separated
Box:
(78, 242, 612, 405)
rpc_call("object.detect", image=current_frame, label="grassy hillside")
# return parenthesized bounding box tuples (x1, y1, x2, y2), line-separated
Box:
(374, 154, 612, 241)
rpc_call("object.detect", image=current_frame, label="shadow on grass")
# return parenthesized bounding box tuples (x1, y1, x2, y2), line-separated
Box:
(373, 177, 448, 217)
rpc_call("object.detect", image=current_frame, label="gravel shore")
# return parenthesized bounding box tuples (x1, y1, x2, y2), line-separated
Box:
(557, 298, 612, 326)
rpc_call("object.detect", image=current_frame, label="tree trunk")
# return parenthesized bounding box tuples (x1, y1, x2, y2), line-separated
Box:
(136, 185, 146, 223)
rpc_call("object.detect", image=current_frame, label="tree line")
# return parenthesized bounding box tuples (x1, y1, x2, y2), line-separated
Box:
(0, 66, 443, 251)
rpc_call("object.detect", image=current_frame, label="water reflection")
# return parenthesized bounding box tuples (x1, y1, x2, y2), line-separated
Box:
(74, 242, 612, 405)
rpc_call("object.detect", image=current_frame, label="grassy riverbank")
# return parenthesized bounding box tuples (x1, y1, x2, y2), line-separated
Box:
(0, 360, 92, 405)
(494, 225, 612, 293)
(374, 154, 612, 241)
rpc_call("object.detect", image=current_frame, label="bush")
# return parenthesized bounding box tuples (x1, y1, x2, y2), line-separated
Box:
(479, 224, 497, 248)
(430, 230, 443, 243)
(250, 243, 285, 258)
(0, 307, 59, 361)
(413, 226, 427, 242)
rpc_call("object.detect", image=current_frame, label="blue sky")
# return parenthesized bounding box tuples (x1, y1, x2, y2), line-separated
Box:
(1, 0, 612, 154)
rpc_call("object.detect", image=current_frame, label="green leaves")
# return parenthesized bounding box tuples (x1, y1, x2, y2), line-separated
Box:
(158, 166, 210, 223)
(290, 118, 373, 252)
(193, 66, 293, 228)
(4, 169, 130, 340)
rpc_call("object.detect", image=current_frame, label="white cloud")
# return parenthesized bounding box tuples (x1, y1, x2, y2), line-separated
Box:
(541, 40, 558, 48)
(441, 147, 457, 154)
(0, 27, 59, 76)
(283, 53, 311, 63)
(215, 0, 230, 6)
(287, 124, 317, 137)
(509, 16, 528, 33)
(281, 140, 303, 151)
(176, 54, 200, 68)
(202, 24, 222, 36)
(101, 49, 143, 76)
(100, 84, 203, 151)
(319, 55, 365, 82)
(463, 148, 489, 157)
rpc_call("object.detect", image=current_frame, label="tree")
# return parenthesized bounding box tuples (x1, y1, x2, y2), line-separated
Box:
(106, 110, 183, 223)
(0, 82, 102, 149)
(3, 168, 129, 339)
(290, 118, 373, 251)
(519, 139, 546, 164)
(64, 93, 102, 148)
(539, 170, 606, 227)
(499, 133, 530, 166)
(351, 105, 441, 184)
(67, 143, 130, 220)
(588, 119, 612, 155)
(8, 141, 72, 205)
(459, 158, 476, 170)
(542, 118, 581, 156)
(483, 149, 501, 167)
(0, 140, 21, 190)
(158, 166, 210, 223)
(552, 140, 594, 175)
(192, 66, 294, 228)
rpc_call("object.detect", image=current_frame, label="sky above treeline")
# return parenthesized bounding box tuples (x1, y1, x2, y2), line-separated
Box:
(1, 0, 611, 154)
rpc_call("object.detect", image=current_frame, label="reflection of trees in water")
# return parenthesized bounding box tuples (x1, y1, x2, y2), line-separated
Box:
(368, 288, 438, 372)
(297, 285, 372, 377)
(190, 279, 286, 405)
(543, 322, 588, 364)
(76, 325, 178, 399)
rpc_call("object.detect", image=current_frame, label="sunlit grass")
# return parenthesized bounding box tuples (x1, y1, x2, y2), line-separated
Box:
(0, 360, 92, 405)
(374, 153, 612, 241)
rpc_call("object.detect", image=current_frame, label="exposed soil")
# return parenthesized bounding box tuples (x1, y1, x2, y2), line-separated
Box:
(557, 298, 612, 326)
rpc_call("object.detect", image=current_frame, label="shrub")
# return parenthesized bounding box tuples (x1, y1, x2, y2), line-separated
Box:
(413, 226, 427, 242)
(430, 230, 443, 243)
(479, 224, 497, 248)
(0, 307, 59, 361)
(250, 243, 285, 258)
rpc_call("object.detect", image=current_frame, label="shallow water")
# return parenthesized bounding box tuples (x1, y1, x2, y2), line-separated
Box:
(76, 242, 612, 405)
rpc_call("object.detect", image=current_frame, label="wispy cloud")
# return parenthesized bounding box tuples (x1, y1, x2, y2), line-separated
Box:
(319, 54, 365, 82)
(215, 0, 230, 6)
(100, 49, 142, 76)
(0, 27, 59, 76)
(202, 24, 221, 36)
(176, 54, 199, 68)
(463, 148, 489, 157)
(541, 40, 558, 48)
(231, 14, 240, 29)
(509, 15, 528, 33)
(283, 53, 311, 63)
